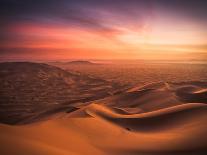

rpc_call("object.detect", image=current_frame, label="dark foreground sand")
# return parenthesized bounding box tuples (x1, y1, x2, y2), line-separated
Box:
(1, 80, 207, 155)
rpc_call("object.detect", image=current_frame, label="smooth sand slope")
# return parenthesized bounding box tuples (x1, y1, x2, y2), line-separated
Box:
(0, 103, 207, 155)
(1, 80, 207, 155)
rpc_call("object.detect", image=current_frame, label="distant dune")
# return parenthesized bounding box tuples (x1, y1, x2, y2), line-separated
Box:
(0, 62, 207, 155)
(66, 60, 98, 65)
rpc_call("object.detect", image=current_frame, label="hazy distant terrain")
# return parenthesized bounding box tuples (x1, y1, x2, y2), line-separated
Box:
(65, 60, 98, 65)
(51, 61, 207, 86)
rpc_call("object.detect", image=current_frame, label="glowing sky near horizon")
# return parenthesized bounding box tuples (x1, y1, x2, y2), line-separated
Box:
(0, 0, 207, 60)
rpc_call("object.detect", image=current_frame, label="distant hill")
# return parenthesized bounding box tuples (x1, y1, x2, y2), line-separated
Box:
(66, 60, 97, 65)
(0, 62, 121, 124)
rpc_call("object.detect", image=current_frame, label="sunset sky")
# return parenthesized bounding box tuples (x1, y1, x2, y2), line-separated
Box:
(0, 0, 207, 61)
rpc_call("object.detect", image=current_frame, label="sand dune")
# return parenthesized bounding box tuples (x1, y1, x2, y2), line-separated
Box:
(1, 103, 207, 155)
(85, 103, 207, 132)
(175, 86, 207, 103)
(97, 81, 207, 112)
(0, 62, 207, 154)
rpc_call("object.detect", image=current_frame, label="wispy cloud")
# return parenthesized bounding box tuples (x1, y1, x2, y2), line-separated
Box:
(0, 0, 207, 60)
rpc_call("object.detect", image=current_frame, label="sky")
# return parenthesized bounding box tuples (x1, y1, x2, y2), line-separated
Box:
(0, 0, 207, 61)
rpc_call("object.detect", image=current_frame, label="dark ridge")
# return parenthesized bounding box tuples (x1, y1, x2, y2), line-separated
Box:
(0, 62, 123, 125)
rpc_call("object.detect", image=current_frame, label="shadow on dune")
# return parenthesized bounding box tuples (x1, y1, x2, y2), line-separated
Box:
(176, 87, 207, 103)
(107, 149, 207, 155)
(86, 103, 207, 132)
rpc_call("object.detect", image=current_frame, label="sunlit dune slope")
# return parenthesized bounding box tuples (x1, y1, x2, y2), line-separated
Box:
(86, 103, 207, 132)
(0, 102, 207, 155)
(97, 81, 207, 112)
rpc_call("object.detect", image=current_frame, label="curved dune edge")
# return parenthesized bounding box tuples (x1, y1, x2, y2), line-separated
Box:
(1, 103, 207, 154)
(86, 103, 207, 118)
(85, 103, 207, 132)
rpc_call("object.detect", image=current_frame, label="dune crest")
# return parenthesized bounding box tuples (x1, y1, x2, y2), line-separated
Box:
(85, 103, 207, 132)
